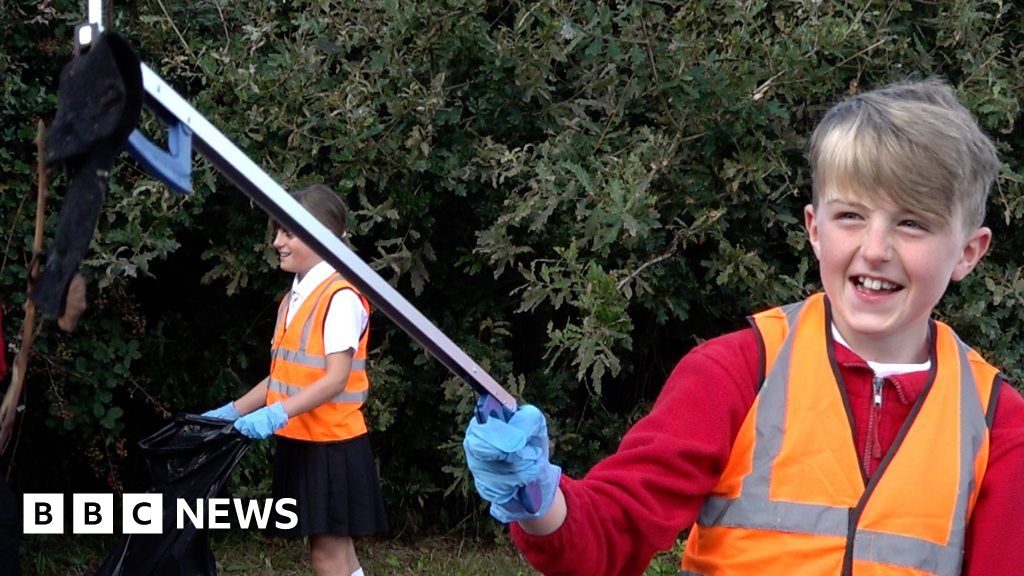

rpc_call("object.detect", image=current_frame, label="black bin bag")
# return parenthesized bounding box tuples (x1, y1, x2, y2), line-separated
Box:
(95, 414, 251, 576)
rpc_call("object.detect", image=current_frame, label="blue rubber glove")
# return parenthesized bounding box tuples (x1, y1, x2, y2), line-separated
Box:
(202, 401, 241, 422)
(463, 399, 561, 524)
(233, 403, 289, 439)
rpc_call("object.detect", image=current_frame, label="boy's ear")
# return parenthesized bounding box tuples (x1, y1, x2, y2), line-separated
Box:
(951, 226, 992, 281)
(804, 204, 822, 259)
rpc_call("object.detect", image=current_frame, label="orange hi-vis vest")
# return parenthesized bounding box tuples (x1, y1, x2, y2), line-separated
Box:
(265, 272, 371, 442)
(680, 293, 1001, 576)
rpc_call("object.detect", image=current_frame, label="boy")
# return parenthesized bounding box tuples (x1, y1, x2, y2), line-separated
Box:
(463, 79, 1024, 575)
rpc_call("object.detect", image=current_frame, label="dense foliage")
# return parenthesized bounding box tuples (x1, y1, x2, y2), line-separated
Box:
(3, 0, 1023, 535)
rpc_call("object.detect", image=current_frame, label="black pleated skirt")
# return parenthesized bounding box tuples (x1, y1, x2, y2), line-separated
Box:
(269, 434, 388, 538)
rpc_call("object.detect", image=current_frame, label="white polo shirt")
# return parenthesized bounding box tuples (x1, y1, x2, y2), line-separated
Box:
(284, 261, 368, 355)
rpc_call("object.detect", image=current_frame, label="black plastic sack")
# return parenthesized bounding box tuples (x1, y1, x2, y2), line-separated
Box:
(95, 414, 250, 576)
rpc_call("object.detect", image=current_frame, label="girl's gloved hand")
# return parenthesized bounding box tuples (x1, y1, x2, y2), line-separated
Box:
(233, 402, 288, 439)
(463, 397, 561, 524)
(202, 401, 241, 422)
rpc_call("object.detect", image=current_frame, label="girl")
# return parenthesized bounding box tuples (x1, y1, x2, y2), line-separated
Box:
(205, 184, 388, 576)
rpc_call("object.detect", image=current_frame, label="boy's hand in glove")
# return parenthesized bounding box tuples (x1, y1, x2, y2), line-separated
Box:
(463, 396, 561, 523)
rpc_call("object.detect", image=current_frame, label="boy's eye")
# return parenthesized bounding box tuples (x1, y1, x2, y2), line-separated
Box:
(835, 211, 861, 220)
(899, 219, 928, 231)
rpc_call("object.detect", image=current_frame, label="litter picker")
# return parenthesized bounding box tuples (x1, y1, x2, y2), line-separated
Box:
(69, 1, 547, 514)
(76, 0, 519, 413)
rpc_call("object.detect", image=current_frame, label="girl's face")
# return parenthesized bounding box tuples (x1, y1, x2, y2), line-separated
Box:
(272, 228, 322, 278)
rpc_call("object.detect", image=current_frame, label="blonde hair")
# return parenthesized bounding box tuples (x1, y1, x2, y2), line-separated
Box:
(807, 78, 999, 231)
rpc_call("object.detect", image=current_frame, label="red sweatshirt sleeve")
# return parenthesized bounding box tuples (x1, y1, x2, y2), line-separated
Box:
(963, 380, 1024, 574)
(511, 328, 761, 575)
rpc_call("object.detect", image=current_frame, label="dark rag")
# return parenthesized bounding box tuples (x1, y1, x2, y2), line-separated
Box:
(30, 32, 142, 317)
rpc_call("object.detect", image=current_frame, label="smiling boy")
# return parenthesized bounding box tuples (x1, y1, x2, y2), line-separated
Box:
(463, 79, 1024, 575)
(805, 81, 994, 366)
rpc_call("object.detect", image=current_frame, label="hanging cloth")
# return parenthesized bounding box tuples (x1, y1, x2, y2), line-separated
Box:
(30, 32, 142, 318)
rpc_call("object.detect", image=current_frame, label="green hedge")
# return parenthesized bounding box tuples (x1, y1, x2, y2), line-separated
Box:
(2, 0, 1023, 534)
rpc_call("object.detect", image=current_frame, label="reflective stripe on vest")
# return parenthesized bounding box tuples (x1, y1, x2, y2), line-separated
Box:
(270, 347, 367, 371)
(680, 294, 996, 576)
(267, 377, 369, 404)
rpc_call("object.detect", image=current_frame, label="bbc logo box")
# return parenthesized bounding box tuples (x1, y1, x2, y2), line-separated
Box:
(23, 493, 163, 535)
(22, 494, 63, 534)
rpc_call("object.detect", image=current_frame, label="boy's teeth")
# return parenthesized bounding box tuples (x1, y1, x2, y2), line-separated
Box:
(857, 276, 897, 291)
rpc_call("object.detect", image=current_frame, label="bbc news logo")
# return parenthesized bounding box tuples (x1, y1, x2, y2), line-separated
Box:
(23, 494, 297, 534)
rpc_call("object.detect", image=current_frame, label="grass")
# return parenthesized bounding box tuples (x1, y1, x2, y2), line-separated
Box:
(21, 531, 685, 575)
(21, 532, 533, 575)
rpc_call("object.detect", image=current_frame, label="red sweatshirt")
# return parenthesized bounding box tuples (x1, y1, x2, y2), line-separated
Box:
(511, 327, 1024, 575)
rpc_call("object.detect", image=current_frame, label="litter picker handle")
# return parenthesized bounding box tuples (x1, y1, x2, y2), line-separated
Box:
(88, 0, 104, 30)
(133, 64, 518, 411)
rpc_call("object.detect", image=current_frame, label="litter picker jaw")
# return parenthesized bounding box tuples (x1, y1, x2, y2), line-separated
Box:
(77, 2, 518, 413)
